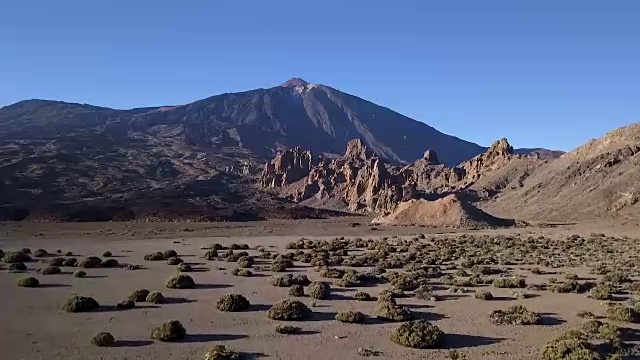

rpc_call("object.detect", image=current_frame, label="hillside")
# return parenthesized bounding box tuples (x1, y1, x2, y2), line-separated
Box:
(483, 123, 640, 222)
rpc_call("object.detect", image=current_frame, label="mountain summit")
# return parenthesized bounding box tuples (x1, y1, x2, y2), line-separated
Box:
(281, 77, 310, 87)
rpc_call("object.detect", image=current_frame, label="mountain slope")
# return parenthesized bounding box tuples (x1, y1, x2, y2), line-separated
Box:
(483, 123, 640, 222)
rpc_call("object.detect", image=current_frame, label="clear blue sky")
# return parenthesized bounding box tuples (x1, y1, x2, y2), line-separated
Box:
(2, 1, 639, 151)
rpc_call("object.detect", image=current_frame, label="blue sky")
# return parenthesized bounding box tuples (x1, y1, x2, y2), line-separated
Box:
(2, 1, 639, 151)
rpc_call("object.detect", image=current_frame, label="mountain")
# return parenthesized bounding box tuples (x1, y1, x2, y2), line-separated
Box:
(483, 123, 640, 222)
(0, 78, 559, 221)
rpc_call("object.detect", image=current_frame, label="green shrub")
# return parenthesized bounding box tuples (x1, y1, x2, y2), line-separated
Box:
(128, 289, 150, 302)
(375, 301, 413, 322)
(474, 291, 494, 300)
(577, 310, 596, 319)
(237, 256, 254, 268)
(177, 263, 193, 272)
(492, 277, 526, 289)
(588, 283, 613, 300)
(489, 305, 540, 325)
(3, 251, 31, 263)
(17, 276, 39, 287)
(150, 320, 186, 342)
(390, 320, 444, 349)
(146, 291, 165, 304)
(204, 345, 241, 360)
(62, 295, 99, 312)
(166, 274, 195, 289)
(540, 337, 600, 360)
(308, 281, 330, 300)
(91, 332, 115, 347)
(117, 299, 135, 309)
(289, 284, 304, 297)
(216, 294, 250, 312)
(274, 324, 301, 334)
(41, 266, 61, 275)
(267, 299, 311, 320)
(354, 291, 372, 301)
(335, 310, 365, 323)
(166, 257, 184, 265)
(605, 305, 638, 323)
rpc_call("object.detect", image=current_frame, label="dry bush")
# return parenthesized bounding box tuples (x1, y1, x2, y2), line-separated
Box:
(375, 301, 413, 322)
(166, 257, 184, 265)
(128, 289, 150, 302)
(146, 291, 165, 304)
(102, 251, 112, 257)
(492, 277, 526, 289)
(540, 337, 599, 360)
(62, 295, 99, 312)
(144, 252, 165, 261)
(308, 282, 330, 300)
(63, 258, 78, 267)
(101, 259, 119, 268)
(41, 266, 61, 275)
(79, 256, 102, 268)
(204, 249, 218, 260)
(289, 284, 304, 297)
(166, 274, 195, 289)
(354, 291, 372, 301)
(3, 251, 31, 263)
(269, 274, 310, 287)
(91, 332, 115, 347)
(390, 320, 444, 349)
(216, 294, 250, 312)
(150, 320, 186, 342)
(335, 310, 365, 323)
(73, 270, 86, 278)
(267, 299, 311, 320)
(489, 305, 539, 325)
(605, 305, 638, 323)
(17, 276, 39, 287)
(274, 324, 301, 334)
(9, 262, 27, 271)
(204, 345, 241, 360)
(33, 249, 48, 258)
(117, 299, 135, 309)
(163, 250, 178, 258)
(474, 291, 494, 300)
(237, 256, 254, 268)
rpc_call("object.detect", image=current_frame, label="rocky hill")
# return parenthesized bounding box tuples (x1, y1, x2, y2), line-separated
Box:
(483, 123, 640, 222)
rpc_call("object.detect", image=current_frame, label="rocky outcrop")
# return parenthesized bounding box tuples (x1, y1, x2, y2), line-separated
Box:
(258, 137, 540, 219)
(258, 147, 317, 188)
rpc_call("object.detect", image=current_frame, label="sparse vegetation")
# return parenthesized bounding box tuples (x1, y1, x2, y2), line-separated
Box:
(79, 257, 102, 268)
(354, 291, 372, 301)
(375, 301, 413, 322)
(129, 289, 150, 302)
(493, 277, 526, 289)
(336, 310, 365, 323)
(62, 295, 99, 312)
(17, 276, 39, 287)
(166, 274, 195, 289)
(289, 284, 304, 297)
(474, 290, 494, 300)
(3, 251, 31, 263)
(73, 270, 87, 278)
(150, 320, 186, 342)
(41, 265, 61, 275)
(146, 291, 165, 304)
(117, 299, 135, 309)
(267, 299, 311, 320)
(308, 281, 330, 300)
(390, 320, 444, 349)
(275, 324, 301, 334)
(177, 263, 193, 272)
(490, 305, 540, 325)
(216, 294, 250, 312)
(204, 345, 241, 360)
(91, 332, 115, 347)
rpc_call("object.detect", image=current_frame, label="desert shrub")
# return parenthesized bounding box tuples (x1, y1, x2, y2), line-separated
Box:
(274, 324, 301, 334)
(204, 345, 241, 360)
(102, 251, 112, 257)
(440, 274, 456, 286)
(232, 268, 253, 277)
(335, 310, 365, 323)
(128, 289, 150, 302)
(73, 270, 86, 278)
(62, 295, 100, 312)
(308, 281, 330, 300)
(267, 299, 311, 320)
(9, 262, 27, 271)
(271, 262, 288, 272)
(227, 251, 250, 262)
(414, 286, 439, 301)
(550, 280, 584, 294)
(177, 263, 193, 272)
(63, 258, 78, 267)
(117, 299, 135, 309)
(391, 274, 420, 291)
(17, 276, 39, 287)
(166, 257, 184, 265)
(588, 283, 613, 300)
(581, 319, 603, 336)
(602, 272, 630, 285)
(237, 256, 254, 268)
(375, 301, 413, 322)
(79, 256, 102, 268)
(41, 265, 61, 275)
(65, 251, 73, 256)
(269, 274, 310, 287)
(540, 337, 600, 360)
(101, 259, 119, 268)
(146, 291, 165, 304)
(493, 277, 526, 289)
(230, 243, 249, 250)
(564, 272, 579, 280)
(597, 322, 621, 346)
(33, 249, 48, 257)
(19, 248, 31, 254)
(163, 250, 178, 258)
(390, 320, 444, 349)
(216, 294, 250, 312)
(144, 252, 165, 261)
(320, 267, 345, 279)
(510, 291, 533, 300)
(289, 284, 304, 297)
(489, 305, 540, 325)
(3, 251, 31, 263)
(91, 332, 115, 347)
(474, 291, 494, 300)
(605, 305, 638, 323)
(166, 274, 195, 289)
(125, 264, 141, 270)
(577, 310, 596, 319)
(204, 249, 218, 260)
(150, 320, 186, 342)
(49, 257, 65, 266)
(354, 291, 372, 301)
